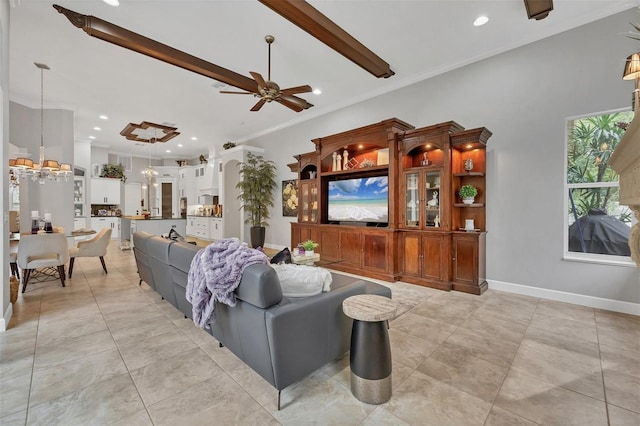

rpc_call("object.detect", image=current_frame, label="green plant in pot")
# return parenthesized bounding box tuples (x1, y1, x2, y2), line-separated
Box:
(301, 239, 319, 255)
(236, 152, 277, 248)
(459, 184, 478, 204)
(100, 163, 127, 182)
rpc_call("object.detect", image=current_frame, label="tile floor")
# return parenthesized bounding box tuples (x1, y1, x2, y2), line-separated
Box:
(1, 241, 639, 425)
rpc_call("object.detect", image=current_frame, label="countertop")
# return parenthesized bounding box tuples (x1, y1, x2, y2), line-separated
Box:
(187, 215, 223, 218)
(122, 216, 186, 220)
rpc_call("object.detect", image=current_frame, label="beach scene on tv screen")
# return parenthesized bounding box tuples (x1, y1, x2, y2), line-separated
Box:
(328, 176, 389, 223)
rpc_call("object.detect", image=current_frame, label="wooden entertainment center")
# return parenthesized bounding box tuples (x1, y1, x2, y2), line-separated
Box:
(290, 118, 492, 294)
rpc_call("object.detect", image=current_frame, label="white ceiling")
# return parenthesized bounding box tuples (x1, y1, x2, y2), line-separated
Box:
(9, 0, 637, 160)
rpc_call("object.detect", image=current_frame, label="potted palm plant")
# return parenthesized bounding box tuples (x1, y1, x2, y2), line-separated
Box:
(236, 152, 277, 248)
(459, 184, 478, 204)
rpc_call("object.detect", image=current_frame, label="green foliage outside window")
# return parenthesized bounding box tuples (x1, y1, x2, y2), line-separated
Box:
(567, 111, 633, 223)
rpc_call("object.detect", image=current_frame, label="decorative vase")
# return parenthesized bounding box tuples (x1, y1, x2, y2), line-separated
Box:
(250, 226, 266, 248)
(305, 249, 314, 256)
(464, 158, 473, 172)
(463, 197, 475, 205)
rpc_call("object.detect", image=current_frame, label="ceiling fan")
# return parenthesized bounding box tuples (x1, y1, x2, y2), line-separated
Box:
(220, 35, 314, 112)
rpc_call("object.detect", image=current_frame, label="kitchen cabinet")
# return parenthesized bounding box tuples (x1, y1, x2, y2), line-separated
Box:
(91, 217, 120, 239)
(210, 218, 223, 241)
(196, 163, 218, 194)
(91, 178, 121, 205)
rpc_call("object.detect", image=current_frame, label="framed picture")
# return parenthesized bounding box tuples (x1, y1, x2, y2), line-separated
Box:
(282, 179, 298, 217)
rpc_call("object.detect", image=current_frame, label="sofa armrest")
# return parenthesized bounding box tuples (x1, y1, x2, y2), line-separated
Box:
(263, 280, 368, 390)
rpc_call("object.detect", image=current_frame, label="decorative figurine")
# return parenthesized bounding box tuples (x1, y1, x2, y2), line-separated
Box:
(427, 191, 439, 207)
(332, 152, 338, 171)
(343, 149, 349, 170)
(464, 158, 473, 172)
(336, 153, 342, 171)
(421, 152, 430, 166)
(434, 215, 440, 227)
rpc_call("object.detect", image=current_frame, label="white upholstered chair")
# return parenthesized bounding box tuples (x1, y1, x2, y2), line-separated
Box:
(17, 233, 69, 292)
(68, 227, 112, 278)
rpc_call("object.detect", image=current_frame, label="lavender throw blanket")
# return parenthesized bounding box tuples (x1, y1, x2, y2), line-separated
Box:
(186, 238, 268, 328)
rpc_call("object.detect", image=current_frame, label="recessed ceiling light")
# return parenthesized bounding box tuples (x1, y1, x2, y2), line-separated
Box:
(93, 126, 101, 131)
(166, 150, 171, 153)
(102, 0, 119, 6)
(473, 16, 489, 26)
(177, 144, 183, 147)
(99, 115, 108, 120)
(313, 88, 322, 95)
(467, 144, 473, 149)
(89, 136, 96, 139)
(191, 137, 197, 141)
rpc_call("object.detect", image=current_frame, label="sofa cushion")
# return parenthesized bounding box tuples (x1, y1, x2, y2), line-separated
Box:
(270, 264, 332, 297)
(235, 264, 283, 308)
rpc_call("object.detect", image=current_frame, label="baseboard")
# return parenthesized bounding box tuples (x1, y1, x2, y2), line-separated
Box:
(264, 243, 286, 251)
(488, 279, 640, 316)
(1, 302, 13, 332)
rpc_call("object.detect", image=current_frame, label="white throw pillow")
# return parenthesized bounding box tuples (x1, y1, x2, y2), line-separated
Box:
(270, 264, 332, 297)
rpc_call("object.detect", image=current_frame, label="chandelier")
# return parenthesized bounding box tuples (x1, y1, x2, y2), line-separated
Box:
(141, 140, 158, 181)
(9, 63, 72, 184)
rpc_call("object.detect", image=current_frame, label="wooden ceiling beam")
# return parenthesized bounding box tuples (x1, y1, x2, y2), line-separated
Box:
(258, 0, 394, 78)
(53, 4, 259, 93)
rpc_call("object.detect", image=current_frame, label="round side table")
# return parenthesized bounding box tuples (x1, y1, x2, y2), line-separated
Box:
(343, 294, 397, 404)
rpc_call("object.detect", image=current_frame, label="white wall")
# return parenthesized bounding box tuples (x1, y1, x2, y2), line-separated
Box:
(1, 0, 10, 330)
(9, 102, 74, 236)
(248, 9, 640, 306)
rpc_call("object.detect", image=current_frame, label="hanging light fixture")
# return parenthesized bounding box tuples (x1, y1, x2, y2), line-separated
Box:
(9, 63, 72, 184)
(141, 138, 158, 181)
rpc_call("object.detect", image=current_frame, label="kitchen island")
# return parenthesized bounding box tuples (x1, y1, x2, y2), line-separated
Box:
(120, 216, 186, 247)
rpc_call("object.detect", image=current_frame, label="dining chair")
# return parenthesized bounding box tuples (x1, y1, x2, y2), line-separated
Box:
(68, 227, 112, 278)
(17, 233, 69, 292)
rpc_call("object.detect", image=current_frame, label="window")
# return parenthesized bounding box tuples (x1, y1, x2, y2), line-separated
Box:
(564, 109, 635, 265)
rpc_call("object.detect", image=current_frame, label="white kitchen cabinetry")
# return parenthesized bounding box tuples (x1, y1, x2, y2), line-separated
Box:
(186, 216, 222, 240)
(91, 178, 121, 205)
(179, 166, 198, 204)
(91, 217, 120, 239)
(211, 218, 223, 241)
(195, 163, 217, 194)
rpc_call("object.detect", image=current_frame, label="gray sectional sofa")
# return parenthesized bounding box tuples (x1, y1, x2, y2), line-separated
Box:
(132, 231, 392, 408)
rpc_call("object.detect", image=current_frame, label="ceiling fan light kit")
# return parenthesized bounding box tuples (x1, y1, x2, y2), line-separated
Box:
(220, 35, 313, 112)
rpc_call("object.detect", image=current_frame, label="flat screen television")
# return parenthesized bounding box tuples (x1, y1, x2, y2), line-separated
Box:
(328, 176, 389, 224)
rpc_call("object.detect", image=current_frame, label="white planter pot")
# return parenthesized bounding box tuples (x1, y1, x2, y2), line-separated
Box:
(305, 250, 314, 256)
(462, 197, 475, 205)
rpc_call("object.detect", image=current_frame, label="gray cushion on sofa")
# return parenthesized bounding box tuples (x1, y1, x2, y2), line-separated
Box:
(235, 264, 283, 309)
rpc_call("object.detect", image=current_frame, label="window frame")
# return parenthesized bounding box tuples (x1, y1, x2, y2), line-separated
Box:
(563, 107, 635, 267)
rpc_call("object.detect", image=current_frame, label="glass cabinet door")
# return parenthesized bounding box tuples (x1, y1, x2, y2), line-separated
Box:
(74, 176, 85, 217)
(310, 183, 318, 222)
(405, 172, 419, 227)
(300, 182, 310, 222)
(425, 171, 441, 227)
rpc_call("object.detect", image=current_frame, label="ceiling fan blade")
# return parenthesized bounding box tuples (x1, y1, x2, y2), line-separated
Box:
(250, 71, 267, 89)
(277, 97, 306, 112)
(250, 98, 267, 112)
(219, 90, 254, 95)
(280, 85, 313, 95)
(280, 94, 314, 110)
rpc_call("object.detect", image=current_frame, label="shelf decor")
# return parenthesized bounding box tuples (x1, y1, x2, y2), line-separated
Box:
(459, 184, 477, 204)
